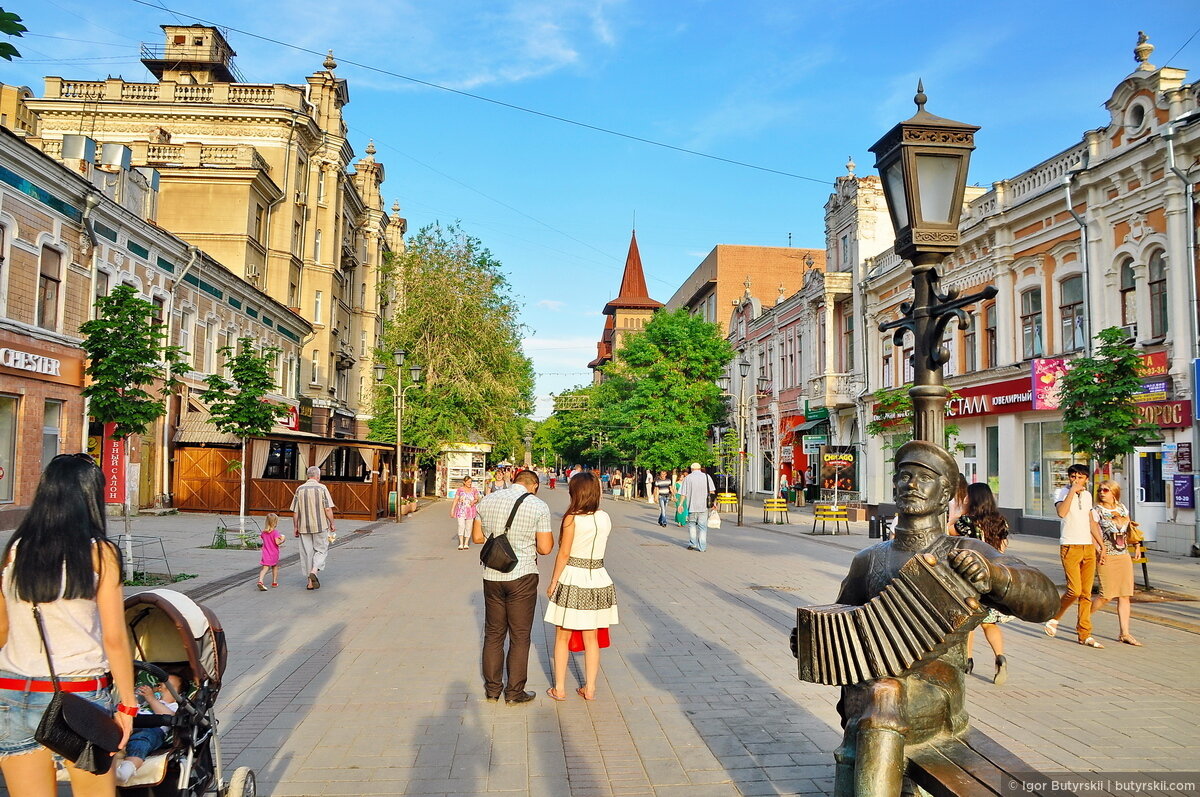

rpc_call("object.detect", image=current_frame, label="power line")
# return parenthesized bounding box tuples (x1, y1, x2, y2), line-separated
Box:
(1161, 24, 1200, 68)
(125, 0, 833, 187)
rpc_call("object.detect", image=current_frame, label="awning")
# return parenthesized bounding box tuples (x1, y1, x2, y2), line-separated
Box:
(797, 417, 829, 432)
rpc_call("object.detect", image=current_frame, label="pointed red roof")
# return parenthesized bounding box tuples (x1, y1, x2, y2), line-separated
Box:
(604, 231, 663, 315)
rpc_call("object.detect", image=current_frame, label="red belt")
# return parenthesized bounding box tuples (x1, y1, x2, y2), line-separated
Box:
(0, 674, 111, 693)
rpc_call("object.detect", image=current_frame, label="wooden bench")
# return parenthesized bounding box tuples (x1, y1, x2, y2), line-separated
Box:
(1131, 541, 1151, 590)
(714, 492, 738, 512)
(906, 728, 1060, 796)
(762, 497, 790, 524)
(811, 503, 849, 535)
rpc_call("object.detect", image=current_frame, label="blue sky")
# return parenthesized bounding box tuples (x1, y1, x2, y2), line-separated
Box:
(5, 1, 1198, 418)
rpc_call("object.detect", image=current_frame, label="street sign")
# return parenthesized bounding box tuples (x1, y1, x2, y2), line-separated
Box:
(804, 400, 830, 421)
(802, 434, 827, 455)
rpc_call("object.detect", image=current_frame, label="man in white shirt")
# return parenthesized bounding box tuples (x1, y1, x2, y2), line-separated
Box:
(1044, 464, 1102, 647)
(680, 462, 716, 551)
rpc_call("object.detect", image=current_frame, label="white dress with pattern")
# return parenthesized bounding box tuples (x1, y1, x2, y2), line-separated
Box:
(544, 511, 619, 630)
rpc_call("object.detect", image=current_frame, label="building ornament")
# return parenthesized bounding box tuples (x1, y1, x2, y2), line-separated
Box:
(1134, 31, 1155, 72)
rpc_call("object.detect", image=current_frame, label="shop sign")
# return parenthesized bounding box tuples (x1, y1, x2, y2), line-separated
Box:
(1135, 400, 1192, 429)
(297, 397, 314, 433)
(1163, 443, 1177, 478)
(942, 377, 1034, 419)
(781, 446, 793, 464)
(802, 435, 827, 455)
(1133, 378, 1169, 404)
(0, 343, 84, 387)
(1030, 358, 1069, 410)
(1178, 442, 1193, 474)
(804, 400, 830, 421)
(1173, 474, 1194, 509)
(102, 423, 125, 505)
(1139, 351, 1169, 377)
(819, 446, 857, 492)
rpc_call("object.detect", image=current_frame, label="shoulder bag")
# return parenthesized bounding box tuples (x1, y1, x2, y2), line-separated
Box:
(32, 605, 122, 775)
(480, 492, 531, 573)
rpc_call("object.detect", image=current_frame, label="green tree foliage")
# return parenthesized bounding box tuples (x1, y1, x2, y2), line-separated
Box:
(80, 284, 184, 440)
(598, 308, 733, 472)
(0, 9, 26, 61)
(373, 223, 534, 461)
(865, 385, 962, 459)
(542, 386, 620, 467)
(1060, 326, 1159, 469)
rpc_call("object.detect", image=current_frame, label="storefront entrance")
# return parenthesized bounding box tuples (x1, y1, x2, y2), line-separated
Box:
(1133, 446, 1166, 542)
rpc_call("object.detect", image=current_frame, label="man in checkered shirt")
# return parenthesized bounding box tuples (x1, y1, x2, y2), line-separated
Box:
(472, 469, 553, 704)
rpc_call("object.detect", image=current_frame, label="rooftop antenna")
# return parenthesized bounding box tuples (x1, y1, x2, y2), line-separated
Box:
(788, 232, 793, 247)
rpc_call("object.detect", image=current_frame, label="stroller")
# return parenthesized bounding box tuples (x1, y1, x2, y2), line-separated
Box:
(117, 589, 255, 797)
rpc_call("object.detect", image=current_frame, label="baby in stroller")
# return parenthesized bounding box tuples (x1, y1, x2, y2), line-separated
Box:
(115, 671, 186, 785)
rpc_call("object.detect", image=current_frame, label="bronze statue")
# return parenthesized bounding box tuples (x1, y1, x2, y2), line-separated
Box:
(794, 440, 1058, 797)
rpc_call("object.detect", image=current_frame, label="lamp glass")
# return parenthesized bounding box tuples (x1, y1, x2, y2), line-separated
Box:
(373, 364, 385, 382)
(392, 349, 407, 367)
(884, 160, 909, 229)
(915, 154, 959, 224)
(717, 376, 731, 392)
(739, 360, 751, 378)
(410, 364, 423, 383)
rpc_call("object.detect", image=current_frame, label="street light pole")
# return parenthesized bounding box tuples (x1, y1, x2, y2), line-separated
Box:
(375, 350, 422, 522)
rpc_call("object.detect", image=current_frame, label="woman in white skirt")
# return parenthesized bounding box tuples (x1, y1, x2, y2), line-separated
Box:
(545, 471, 618, 701)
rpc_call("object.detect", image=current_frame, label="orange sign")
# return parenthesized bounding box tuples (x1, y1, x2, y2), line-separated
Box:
(1138, 351, 1169, 377)
(0, 343, 84, 386)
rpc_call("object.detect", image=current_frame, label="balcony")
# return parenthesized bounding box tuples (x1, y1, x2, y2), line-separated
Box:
(143, 142, 270, 172)
(807, 372, 859, 410)
(42, 77, 307, 112)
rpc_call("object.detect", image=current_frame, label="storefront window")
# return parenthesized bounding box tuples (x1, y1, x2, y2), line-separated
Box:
(1024, 420, 1081, 517)
(263, 442, 298, 480)
(42, 400, 63, 470)
(986, 426, 999, 495)
(0, 396, 16, 502)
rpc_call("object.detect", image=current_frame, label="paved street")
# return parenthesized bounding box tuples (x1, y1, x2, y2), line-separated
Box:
(5, 494, 1200, 796)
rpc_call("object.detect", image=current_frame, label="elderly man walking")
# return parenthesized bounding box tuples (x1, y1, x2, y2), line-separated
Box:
(681, 462, 716, 552)
(291, 465, 337, 590)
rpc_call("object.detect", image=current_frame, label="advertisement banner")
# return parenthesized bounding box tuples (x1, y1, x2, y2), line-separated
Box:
(1174, 474, 1195, 509)
(1030, 358, 1069, 410)
(1133, 378, 1169, 404)
(102, 423, 125, 505)
(1136, 400, 1192, 429)
(1163, 443, 1178, 479)
(819, 446, 857, 493)
(1179, 442, 1193, 474)
(1139, 351, 1169, 377)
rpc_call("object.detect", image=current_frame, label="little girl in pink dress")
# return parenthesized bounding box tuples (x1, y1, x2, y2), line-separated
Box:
(257, 512, 285, 590)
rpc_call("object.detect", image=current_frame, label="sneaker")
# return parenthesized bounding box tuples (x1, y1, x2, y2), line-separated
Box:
(115, 760, 136, 785)
(1044, 618, 1059, 637)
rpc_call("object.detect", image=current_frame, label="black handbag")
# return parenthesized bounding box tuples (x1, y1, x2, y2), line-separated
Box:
(479, 493, 531, 573)
(32, 606, 122, 775)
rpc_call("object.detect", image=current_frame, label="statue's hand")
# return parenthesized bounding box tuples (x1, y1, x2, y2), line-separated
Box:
(789, 626, 799, 659)
(948, 548, 993, 594)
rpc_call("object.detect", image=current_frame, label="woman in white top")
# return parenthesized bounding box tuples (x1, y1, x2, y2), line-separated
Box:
(0, 453, 135, 796)
(545, 472, 619, 701)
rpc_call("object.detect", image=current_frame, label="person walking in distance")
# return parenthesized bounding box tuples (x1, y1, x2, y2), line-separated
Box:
(654, 471, 674, 527)
(1045, 464, 1102, 647)
(256, 512, 285, 590)
(681, 463, 716, 551)
(291, 466, 337, 591)
(472, 470, 553, 704)
(450, 476, 481, 550)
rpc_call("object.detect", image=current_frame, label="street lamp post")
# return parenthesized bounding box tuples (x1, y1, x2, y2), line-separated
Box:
(871, 82, 996, 446)
(719, 360, 757, 527)
(374, 350, 423, 522)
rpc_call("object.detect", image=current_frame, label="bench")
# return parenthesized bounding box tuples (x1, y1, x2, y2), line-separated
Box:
(811, 503, 850, 535)
(762, 497, 790, 524)
(714, 492, 739, 512)
(1130, 541, 1151, 590)
(906, 728, 1062, 796)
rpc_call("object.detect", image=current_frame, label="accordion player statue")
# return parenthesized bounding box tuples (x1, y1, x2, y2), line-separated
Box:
(791, 440, 1058, 797)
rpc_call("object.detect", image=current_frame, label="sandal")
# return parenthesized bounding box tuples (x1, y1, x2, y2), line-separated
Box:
(1080, 636, 1104, 648)
(1119, 635, 1143, 647)
(546, 688, 567, 702)
(271, 581, 278, 588)
(1044, 618, 1059, 637)
(256, 582, 267, 591)
(576, 687, 596, 701)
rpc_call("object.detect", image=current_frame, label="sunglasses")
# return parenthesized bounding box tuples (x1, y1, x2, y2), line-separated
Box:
(1099, 487, 1110, 493)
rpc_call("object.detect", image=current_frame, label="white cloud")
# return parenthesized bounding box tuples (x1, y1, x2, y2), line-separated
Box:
(537, 299, 566, 311)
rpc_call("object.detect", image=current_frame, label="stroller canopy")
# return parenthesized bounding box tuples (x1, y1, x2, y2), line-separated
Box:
(124, 589, 227, 686)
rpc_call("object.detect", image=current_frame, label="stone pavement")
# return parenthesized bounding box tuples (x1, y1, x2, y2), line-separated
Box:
(3, 494, 1199, 796)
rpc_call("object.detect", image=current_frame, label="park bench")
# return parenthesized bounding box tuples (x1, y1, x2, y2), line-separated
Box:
(714, 492, 738, 512)
(1131, 541, 1151, 589)
(810, 502, 850, 535)
(762, 497, 790, 524)
(906, 727, 1060, 796)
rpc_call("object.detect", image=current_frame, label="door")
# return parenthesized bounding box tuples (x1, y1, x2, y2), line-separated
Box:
(1133, 446, 1166, 542)
(960, 444, 979, 484)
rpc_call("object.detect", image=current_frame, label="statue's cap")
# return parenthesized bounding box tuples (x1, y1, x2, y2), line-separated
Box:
(895, 440, 958, 482)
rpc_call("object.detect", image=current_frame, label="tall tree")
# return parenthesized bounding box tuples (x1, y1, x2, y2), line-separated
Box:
(373, 223, 534, 461)
(200, 339, 287, 530)
(599, 308, 733, 472)
(80, 285, 184, 577)
(1060, 326, 1159, 470)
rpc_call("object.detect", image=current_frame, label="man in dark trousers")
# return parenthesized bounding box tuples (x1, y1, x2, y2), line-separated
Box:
(472, 470, 553, 704)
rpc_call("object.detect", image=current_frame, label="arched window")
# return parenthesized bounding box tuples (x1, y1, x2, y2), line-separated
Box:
(1020, 288, 1043, 359)
(1059, 275, 1085, 352)
(962, 312, 977, 372)
(1119, 259, 1136, 330)
(1148, 251, 1168, 338)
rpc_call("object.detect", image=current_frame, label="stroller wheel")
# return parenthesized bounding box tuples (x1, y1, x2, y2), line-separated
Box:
(224, 767, 256, 797)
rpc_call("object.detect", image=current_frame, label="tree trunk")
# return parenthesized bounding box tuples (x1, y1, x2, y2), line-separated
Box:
(239, 437, 248, 531)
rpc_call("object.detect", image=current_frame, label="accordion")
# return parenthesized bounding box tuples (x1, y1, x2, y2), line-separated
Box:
(795, 551, 986, 686)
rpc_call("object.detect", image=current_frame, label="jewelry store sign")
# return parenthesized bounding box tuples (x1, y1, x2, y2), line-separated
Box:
(0, 344, 84, 387)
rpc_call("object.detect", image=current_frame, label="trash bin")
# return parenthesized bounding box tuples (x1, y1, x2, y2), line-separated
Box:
(868, 516, 881, 539)
(786, 488, 797, 503)
(388, 490, 397, 516)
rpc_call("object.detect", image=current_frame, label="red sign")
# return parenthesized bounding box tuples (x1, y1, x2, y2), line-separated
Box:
(102, 423, 125, 505)
(1030, 359, 1068, 410)
(943, 377, 1035, 419)
(282, 405, 300, 430)
(1138, 351, 1169, 377)
(1136, 400, 1192, 429)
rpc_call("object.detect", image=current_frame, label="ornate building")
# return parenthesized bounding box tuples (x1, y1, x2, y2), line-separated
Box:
(588, 231, 663, 381)
(25, 25, 403, 439)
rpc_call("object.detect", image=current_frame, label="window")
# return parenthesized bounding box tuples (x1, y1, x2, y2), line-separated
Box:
(1020, 289, 1043, 359)
(205, 321, 217, 372)
(314, 230, 322, 264)
(42, 400, 63, 470)
(179, 311, 192, 365)
(94, 270, 110, 304)
(986, 426, 999, 494)
(1059, 276, 1085, 353)
(253, 204, 265, 243)
(289, 265, 300, 308)
(152, 296, 166, 327)
(1148, 251, 1168, 338)
(360, 331, 367, 357)
(1120, 259, 1136, 328)
(882, 351, 893, 388)
(962, 315, 976, 373)
(839, 234, 850, 270)
(0, 396, 16, 502)
(38, 246, 62, 330)
(263, 441, 298, 480)
(310, 351, 320, 385)
(359, 282, 366, 309)
(292, 222, 302, 256)
(314, 290, 323, 325)
(984, 304, 997, 367)
(1024, 420, 1082, 517)
(902, 346, 914, 383)
(317, 171, 327, 204)
(942, 328, 955, 377)
(843, 306, 855, 371)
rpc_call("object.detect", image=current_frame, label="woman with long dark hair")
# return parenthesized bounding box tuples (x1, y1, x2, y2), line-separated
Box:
(0, 454, 135, 795)
(544, 472, 618, 701)
(951, 481, 1012, 684)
